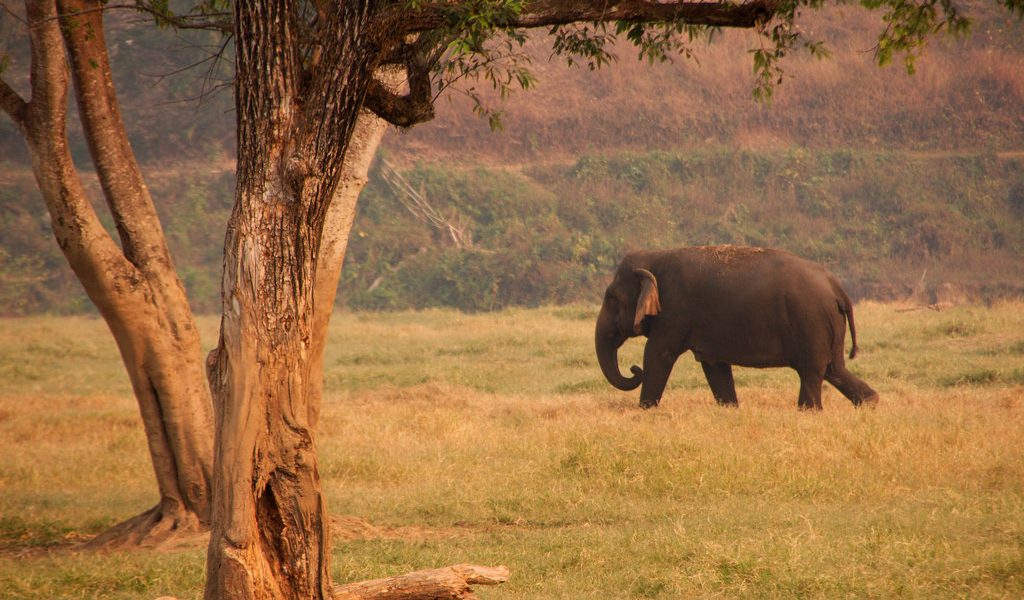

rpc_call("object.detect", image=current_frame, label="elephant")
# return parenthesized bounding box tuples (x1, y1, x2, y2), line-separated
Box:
(595, 245, 879, 409)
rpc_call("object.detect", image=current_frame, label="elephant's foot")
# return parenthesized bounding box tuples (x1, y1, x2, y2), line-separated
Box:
(639, 398, 660, 409)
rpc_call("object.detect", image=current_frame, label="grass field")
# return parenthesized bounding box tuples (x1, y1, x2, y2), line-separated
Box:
(1, 302, 1023, 598)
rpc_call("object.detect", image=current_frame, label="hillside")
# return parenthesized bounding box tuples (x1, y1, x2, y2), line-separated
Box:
(1, 4, 1023, 314)
(383, 3, 1024, 162)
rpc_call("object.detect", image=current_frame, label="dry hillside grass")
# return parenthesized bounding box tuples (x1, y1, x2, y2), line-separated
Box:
(1, 303, 1022, 598)
(385, 4, 1024, 163)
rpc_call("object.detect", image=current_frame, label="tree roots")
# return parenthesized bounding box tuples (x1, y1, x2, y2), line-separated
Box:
(83, 503, 207, 552)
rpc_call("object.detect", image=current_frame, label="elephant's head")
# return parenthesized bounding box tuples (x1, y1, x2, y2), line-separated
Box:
(595, 265, 661, 391)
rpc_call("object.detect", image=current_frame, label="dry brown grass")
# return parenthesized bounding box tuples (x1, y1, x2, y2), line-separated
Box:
(1, 303, 1022, 598)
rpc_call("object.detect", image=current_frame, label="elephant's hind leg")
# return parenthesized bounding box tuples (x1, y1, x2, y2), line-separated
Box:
(825, 363, 879, 407)
(796, 369, 825, 410)
(700, 361, 738, 406)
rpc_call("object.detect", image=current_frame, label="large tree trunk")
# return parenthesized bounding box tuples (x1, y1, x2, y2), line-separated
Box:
(203, 1, 381, 597)
(0, 0, 213, 548)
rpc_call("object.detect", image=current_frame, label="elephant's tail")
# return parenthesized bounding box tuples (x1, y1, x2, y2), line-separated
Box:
(836, 286, 859, 360)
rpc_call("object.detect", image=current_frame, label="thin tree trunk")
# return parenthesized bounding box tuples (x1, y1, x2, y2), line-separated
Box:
(0, 0, 213, 547)
(308, 71, 397, 410)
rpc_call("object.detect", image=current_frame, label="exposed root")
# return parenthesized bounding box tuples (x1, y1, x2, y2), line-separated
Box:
(153, 564, 509, 600)
(75, 512, 510, 599)
(83, 503, 208, 552)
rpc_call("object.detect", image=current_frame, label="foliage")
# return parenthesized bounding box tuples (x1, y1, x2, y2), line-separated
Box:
(750, 0, 1015, 101)
(339, 149, 1024, 311)
(2, 148, 1022, 315)
(420, 0, 1023, 110)
(421, 1, 537, 129)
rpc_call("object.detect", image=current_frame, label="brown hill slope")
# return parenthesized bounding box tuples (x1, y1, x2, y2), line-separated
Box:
(384, 5, 1024, 163)
(1, 5, 1021, 164)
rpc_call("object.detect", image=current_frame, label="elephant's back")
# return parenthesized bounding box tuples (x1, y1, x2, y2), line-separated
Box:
(669, 245, 812, 283)
(663, 246, 843, 367)
(647, 244, 840, 303)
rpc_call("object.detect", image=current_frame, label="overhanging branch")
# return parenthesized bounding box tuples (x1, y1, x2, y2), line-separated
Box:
(386, 0, 778, 33)
(364, 45, 435, 128)
(132, 2, 232, 33)
(0, 78, 28, 125)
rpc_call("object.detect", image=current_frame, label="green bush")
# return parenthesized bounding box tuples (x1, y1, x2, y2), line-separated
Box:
(4, 148, 1023, 315)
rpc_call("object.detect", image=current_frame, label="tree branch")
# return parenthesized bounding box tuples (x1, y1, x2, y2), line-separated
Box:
(0, 77, 28, 125)
(364, 44, 435, 128)
(385, 0, 778, 33)
(335, 564, 510, 600)
(132, 1, 232, 33)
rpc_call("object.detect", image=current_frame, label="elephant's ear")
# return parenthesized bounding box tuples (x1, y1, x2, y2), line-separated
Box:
(633, 268, 661, 334)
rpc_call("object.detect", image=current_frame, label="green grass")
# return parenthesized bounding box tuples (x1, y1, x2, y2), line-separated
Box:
(1, 303, 1023, 598)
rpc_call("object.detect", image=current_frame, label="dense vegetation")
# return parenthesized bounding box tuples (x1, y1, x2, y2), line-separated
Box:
(342, 149, 1024, 311)
(2, 5, 1023, 314)
(3, 147, 1021, 314)
(2, 304, 1023, 597)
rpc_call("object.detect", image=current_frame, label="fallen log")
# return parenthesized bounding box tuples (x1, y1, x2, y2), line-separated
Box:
(334, 563, 510, 600)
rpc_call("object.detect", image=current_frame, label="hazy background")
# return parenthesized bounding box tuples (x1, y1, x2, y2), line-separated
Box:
(1, 2, 1022, 314)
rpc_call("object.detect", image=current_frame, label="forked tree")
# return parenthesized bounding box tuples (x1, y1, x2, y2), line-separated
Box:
(2, 0, 1022, 598)
(0, 0, 393, 548)
(1, 0, 216, 546)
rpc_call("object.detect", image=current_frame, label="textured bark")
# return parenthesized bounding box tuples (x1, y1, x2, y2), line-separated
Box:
(204, 1, 381, 598)
(308, 70, 399, 411)
(0, 0, 213, 548)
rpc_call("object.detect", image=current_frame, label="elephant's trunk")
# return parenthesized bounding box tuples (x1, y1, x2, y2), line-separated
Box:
(595, 307, 642, 391)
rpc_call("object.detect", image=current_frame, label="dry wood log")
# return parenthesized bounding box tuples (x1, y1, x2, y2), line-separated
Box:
(334, 564, 510, 600)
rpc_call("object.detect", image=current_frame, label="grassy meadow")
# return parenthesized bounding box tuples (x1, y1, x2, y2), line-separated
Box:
(1, 302, 1023, 598)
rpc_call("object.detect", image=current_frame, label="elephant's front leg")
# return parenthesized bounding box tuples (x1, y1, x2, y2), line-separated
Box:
(639, 341, 679, 409)
(700, 361, 738, 406)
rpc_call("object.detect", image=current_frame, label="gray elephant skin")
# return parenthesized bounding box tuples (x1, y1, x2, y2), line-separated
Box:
(595, 245, 879, 409)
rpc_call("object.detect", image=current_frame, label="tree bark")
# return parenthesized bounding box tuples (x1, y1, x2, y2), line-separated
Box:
(387, 0, 776, 34)
(204, 1, 382, 597)
(308, 70, 398, 411)
(0, 0, 214, 548)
